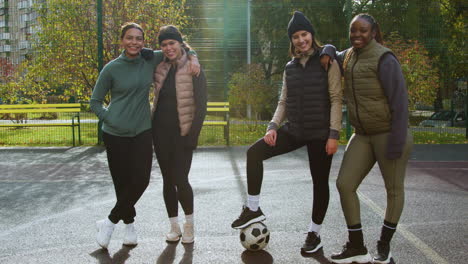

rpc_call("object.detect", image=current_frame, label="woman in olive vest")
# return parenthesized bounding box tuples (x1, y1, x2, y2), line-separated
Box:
(322, 14, 413, 264)
(231, 11, 342, 254)
(152, 25, 207, 244)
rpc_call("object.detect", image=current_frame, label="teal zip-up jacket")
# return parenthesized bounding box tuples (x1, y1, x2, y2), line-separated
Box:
(90, 50, 163, 137)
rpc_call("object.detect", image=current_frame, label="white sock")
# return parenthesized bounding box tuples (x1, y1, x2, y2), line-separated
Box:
(185, 214, 194, 224)
(247, 194, 260, 212)
(169, 216, 178, 225)
(308, 220, 322, 234)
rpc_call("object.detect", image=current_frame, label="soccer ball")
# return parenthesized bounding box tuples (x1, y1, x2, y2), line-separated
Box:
(239, 222, 270, 251)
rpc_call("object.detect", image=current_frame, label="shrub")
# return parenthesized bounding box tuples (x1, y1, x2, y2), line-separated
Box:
(228, 64, 278, 122)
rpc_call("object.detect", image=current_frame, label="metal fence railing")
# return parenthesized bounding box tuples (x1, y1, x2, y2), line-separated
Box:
(0, 1, 466, 146)
(0, 103, 466, 147)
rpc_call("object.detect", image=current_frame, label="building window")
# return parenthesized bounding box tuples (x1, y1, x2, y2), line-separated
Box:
(0, 32, 10, 40)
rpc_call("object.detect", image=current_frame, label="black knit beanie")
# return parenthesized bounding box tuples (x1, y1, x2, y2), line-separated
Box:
(158, 25, 183, 44)
(287, 11, 315, 39)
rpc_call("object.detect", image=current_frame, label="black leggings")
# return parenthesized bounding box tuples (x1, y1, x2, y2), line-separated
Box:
(153, 137, 194, 218)
(247, 126, 332, 224)
(103, 129, 153, 224)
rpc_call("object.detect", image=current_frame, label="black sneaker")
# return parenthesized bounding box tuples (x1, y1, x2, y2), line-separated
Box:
(330, 242, 372, 263)
(301, 232, 322, 253)
(373, 240, 392, 263)
(231, 206, 266, 229)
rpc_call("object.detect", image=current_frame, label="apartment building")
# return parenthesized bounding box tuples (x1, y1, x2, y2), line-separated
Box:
(0, 0, 40, 66)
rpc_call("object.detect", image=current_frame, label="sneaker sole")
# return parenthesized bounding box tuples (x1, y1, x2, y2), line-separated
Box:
(123, 238, 138, 247)
(331, 253, 372, 263)
(301, 242, 323, 254)
(95, 221, 108, 249)
(181, 238, 194, 244)
(165, 237, 181, 243)
(372, 253, 392, 264)
(232, 215, 266, 229)
(166, 234, 182, 243)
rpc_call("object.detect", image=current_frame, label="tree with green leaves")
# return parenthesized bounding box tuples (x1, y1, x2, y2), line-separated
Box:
(228, 63, 279, 122)
(0, 59, 32, 104)
(439, 0, 467, 95)
(11, 0, 189, 104)
(250, 0, 347, 82)
(0, 58, 17, 103)
(352, 0, 466, 106)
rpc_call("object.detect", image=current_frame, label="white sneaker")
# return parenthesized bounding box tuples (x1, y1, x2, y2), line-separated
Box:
(181, 222, 194, 244)
(123, 223, 138, 246)
(96, 219, 115, 249)
(166, 223, 182, 242)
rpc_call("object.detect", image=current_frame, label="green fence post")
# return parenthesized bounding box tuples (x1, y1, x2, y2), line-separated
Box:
(345, 0, 352, 22)
(96, 0, 104, 144)
(343, 0, 353, 140)
(465, 88, 468, 139)
(346, 110, 351, 140)
(223, 0, 228, 100)
(450, 97, 454, 127)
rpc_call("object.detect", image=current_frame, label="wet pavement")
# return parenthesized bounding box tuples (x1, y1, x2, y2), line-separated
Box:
(0, 144, 467, 264)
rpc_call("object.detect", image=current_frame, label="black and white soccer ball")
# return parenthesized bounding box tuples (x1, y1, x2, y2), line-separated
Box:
(239, 222, 270, 251)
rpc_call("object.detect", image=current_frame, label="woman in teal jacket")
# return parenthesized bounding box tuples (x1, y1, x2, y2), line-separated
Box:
(90, 22, 199, 249)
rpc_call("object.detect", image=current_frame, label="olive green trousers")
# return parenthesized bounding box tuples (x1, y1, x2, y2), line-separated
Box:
(336, 131, 413, 226)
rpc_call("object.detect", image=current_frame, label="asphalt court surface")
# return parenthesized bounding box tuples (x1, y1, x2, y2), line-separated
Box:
(0, 144, 467, 264)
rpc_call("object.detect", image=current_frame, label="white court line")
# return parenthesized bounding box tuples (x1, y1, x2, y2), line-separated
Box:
(358, 190, 449, 264)
(402, 219, 468, 227)
(0, 179, 114, 183)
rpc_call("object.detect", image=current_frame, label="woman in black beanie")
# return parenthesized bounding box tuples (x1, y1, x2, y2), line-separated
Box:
(231, 11, 342, 254)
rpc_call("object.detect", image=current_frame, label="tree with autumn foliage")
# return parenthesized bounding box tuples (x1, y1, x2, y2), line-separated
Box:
(385, 32, 439, 109)
(0, 59, 30, 104)
(0, 58, 15, 103)
(12, 0, 189, 104)
(228, 64, 279, 122)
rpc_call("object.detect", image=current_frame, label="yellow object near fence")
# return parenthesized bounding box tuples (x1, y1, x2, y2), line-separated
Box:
(204, 102, 230, 145)
(0, 103, 81, 146)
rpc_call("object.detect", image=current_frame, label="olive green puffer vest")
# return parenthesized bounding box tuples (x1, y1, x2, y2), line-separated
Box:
(344, 39, 394, 135)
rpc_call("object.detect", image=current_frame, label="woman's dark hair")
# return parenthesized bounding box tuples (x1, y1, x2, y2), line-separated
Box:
(120, 22, 144, 40)
(343, 14, 383, 70)
(351, 13, 383, 44)
(288, 33, 322, 58)
(158, 25, 191, 52)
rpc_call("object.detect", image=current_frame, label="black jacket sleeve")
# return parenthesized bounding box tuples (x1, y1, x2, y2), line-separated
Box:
(186, 70, 207, 149)
(321, 44, 348, 73)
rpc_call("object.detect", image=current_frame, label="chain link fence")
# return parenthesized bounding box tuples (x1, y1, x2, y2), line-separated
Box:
(0, 0, 466, 146)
